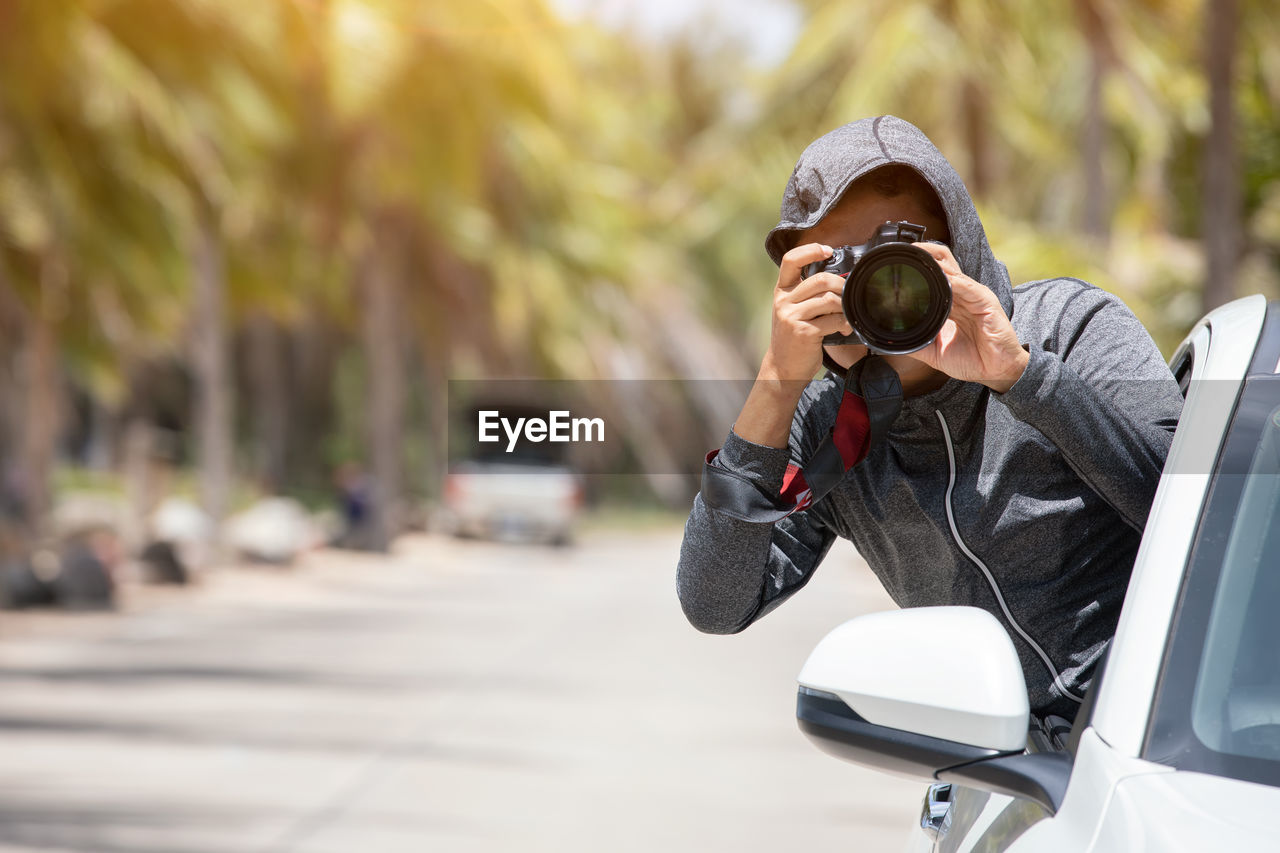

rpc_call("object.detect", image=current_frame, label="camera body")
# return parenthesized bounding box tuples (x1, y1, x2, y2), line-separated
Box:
(801, 220, 952, 356)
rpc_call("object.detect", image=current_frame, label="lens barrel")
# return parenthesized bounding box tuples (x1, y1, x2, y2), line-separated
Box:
(841, 243, 950, 355)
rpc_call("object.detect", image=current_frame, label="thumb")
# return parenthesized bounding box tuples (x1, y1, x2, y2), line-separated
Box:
(910, 329, 946, 372)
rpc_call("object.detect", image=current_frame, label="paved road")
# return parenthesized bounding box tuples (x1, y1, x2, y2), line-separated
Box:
(0, 526, 922, 852)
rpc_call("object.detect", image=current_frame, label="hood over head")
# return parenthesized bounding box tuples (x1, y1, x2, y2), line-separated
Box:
(766, 115, 1013, 316)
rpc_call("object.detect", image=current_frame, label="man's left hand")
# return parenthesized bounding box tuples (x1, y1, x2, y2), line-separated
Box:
(910, 243, 1028, 394)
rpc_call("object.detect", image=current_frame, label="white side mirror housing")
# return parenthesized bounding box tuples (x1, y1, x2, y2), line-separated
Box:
(798, 606, 1030, 752)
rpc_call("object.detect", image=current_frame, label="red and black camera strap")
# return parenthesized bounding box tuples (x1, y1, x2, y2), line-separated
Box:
(700, 355, 903, 523)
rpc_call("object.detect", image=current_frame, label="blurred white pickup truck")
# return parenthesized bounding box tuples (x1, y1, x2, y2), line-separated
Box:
(441, 458, 582, 546)
(440, 399, 585, 550)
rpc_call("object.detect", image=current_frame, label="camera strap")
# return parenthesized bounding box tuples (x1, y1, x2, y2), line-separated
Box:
(700, 355, 903, 523)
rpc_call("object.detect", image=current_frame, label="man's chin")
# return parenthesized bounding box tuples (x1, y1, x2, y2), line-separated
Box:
(823, 345, 945, 389)
(822, 344, 868, 370)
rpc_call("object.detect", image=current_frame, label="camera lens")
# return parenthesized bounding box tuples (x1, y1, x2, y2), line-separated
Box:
(862, 263, 932, 333)
(843, 244, 951, 354)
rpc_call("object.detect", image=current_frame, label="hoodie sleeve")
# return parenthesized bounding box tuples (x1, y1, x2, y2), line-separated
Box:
(998, 280, 1183, 531)
(676, 383, 840, 634)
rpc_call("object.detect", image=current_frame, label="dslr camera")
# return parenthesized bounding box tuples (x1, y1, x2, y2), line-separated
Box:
(801, 221, 951, 355)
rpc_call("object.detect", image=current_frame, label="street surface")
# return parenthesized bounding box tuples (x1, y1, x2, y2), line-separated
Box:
(0, 525, 921, 852)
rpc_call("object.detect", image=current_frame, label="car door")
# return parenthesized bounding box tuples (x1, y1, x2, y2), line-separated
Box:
(918, 312, 1210, 853)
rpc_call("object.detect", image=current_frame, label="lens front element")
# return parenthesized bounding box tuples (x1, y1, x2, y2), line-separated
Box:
(844, 244, 951, 354)
(863, 263, 931, 332)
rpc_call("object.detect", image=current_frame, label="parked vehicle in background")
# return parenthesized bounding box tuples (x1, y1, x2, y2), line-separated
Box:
(226, 497, 320, 564)
(794, 295, 1280, 851)
(440, 403, 584, 546)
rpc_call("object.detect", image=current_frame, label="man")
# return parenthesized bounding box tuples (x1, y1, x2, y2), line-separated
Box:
(676, 116, 1183, 720)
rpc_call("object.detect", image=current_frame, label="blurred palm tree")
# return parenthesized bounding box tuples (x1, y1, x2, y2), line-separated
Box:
(1, 0, 298, 544)
(3, 0, 1278, 537)
(750, 0, 1278, 350)
(0, 0, 191, 537)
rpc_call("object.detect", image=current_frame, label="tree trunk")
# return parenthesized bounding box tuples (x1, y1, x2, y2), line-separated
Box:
(1076, 0, 1110, 242)
(0, 266, 21, 529)
(20, 304, 59, 540)
(941, 0, 993, 199)
(83, 396, 117, 472)
(1202, 0, 1241, 311)
(423, 361, 447, 505)
(122, 418, 155, 553)
(961, 79, 993, 200)
(289, 310, 339, 494)
(361, 229, 406, 552)
(246, 313, 289, 494)
(1081, 54, 1107, 240)
(192, 213, 233, 551)
(586, 332, 696, 508)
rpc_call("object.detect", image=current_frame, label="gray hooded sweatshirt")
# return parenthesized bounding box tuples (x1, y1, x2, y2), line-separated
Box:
(676, 116, 1184, 718)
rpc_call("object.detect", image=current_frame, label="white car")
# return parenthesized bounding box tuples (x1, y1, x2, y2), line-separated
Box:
(795, 294, 1280, 851)
(441, 458, 582, 546)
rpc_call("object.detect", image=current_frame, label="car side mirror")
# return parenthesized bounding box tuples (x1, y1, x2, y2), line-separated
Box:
(796, 606, 1071, 814)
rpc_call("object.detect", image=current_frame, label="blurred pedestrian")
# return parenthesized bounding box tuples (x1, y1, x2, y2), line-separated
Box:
(333, 462, 374, 550)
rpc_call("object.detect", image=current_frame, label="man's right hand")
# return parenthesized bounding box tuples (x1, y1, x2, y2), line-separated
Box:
(731, 244, 861, 450)
(763, 243, 857, 382)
